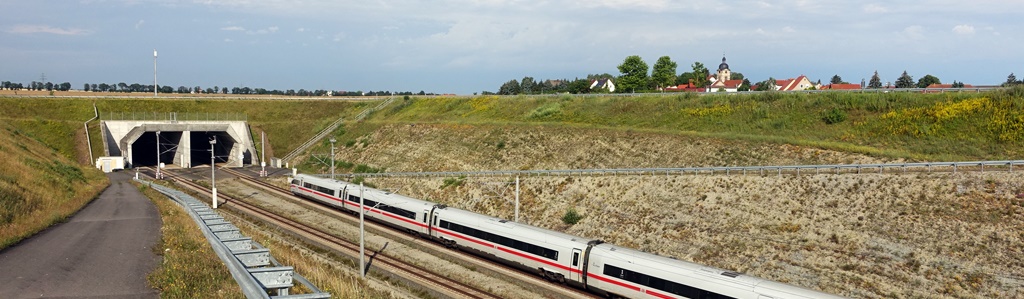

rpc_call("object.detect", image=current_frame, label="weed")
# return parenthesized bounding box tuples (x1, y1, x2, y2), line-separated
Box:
(440, 176, 466, 189)
(562, 208, 583, 225)
(822, 108, 848, 124)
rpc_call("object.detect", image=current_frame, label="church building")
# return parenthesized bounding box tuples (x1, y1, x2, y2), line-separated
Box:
(707, 56, 744, 92)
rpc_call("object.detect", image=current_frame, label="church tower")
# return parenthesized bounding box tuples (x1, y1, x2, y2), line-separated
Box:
(717, 56, 731, 82)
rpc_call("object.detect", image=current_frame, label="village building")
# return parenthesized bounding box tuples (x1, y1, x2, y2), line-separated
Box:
(707, 56, 744, 92)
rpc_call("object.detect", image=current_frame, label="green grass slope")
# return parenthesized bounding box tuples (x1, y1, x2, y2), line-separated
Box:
(369, 88, 1024, 161)
(0, 97, 372, 163)
(0, 122, 109, 249)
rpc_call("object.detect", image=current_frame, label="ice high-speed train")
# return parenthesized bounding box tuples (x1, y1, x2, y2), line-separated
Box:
(290, 174, 846, 299)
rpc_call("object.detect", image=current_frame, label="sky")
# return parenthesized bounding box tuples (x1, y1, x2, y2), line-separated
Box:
(1, 0, 1022, 94)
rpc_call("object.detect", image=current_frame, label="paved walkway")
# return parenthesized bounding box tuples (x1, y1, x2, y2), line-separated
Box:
(0, 171, 161, 298)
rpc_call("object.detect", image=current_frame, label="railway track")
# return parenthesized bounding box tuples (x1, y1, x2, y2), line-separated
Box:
(154, 168, 504, 299)
(220, 167, 601, 299)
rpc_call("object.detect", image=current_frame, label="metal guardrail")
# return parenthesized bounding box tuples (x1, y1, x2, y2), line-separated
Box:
(325, 160, 1024, 179)
(136, 178, 329, 299)
(281, 97, 396, 164)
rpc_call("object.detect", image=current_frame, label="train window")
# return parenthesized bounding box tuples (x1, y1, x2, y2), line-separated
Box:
(439, 220, 558, 261)
(602, 264, 734, 299)
(572, 252, 580, 266)
(291, 180, 299, 185)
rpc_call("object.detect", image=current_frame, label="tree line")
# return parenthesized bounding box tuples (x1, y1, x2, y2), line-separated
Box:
(0, 79, 437, 97)
(493, 55, 989, 95)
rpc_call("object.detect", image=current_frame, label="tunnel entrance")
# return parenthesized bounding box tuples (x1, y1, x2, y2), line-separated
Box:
(190, 131, 236, 167)
(130, 131, 182, 167)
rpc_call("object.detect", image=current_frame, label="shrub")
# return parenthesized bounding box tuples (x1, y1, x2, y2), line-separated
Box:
(562, 208, 583, 225)
(823, 108, 848, 124)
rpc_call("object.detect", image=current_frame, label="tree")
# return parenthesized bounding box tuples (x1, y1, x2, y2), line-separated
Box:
(567, 78, 591, 94)
(830, 75, 845, 84)
(651, 56, 678, 90)
(916, 74, 941, 88)
(738, 78, 752, 91)
(690, 62, 710, 88)
(221, 87, 228, 94)
(895, 71, 914, 88)
(520, 77, 536, 94)
(616, 55, 649, 93)
(868, 71, 883, 89)
(731, 72, 744, 81)
(676, 72, 696, 86)
(951, 81, 965, 88)
(84, 83, 90, 92)
(1007, 73, 1019, 86)
(754, 78, 777, 91)
(498, 79, 521, 95)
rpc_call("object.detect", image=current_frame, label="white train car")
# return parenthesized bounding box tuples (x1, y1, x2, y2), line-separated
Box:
(430, 205, 596, 286)
(290, 174, 847, 299)
(290, 174, 434, 235)
(585, 243, 846, 299)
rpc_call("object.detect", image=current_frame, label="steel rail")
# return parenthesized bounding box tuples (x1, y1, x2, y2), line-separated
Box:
(221, 167, 601, 299)
(167, 169, 505, 299)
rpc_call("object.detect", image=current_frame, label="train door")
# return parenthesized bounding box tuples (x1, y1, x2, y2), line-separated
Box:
(570, 248, 583, 282)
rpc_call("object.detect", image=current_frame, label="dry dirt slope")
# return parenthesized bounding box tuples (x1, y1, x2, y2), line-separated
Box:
(316, 123, 1023, 298)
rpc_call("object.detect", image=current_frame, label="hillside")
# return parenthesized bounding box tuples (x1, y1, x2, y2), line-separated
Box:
(308, 122, 1023, 298)
(0, 122, 109, 249)
(2, 90, 1022, 297)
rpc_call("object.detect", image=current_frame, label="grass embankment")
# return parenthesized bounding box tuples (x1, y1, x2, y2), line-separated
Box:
(362, 88, 1024, 162)
(0, 122, 108, 249)
(0, 97, 374, 164)
(137, 182, 243, 298)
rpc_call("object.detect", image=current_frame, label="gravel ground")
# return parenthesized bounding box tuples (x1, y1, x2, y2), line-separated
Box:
(306, 123, 1024, 298)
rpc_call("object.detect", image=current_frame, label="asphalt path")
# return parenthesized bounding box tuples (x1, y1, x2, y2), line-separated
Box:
(0, 171, 160, 298)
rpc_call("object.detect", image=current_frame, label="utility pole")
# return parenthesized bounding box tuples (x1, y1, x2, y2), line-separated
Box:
(155, 131, 162, 179)
(210, 136, 217, 209)
(259, 131, 267, 177)
(515, 176, 520, 222)
(153, 49, 158, 97)
(329, 137, 336, 180)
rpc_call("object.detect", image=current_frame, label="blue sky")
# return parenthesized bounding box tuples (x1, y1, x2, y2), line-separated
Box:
(2, 0, 1021, 94)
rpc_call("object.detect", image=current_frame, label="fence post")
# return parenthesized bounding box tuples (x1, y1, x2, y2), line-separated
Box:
(953, 164, 957, 173)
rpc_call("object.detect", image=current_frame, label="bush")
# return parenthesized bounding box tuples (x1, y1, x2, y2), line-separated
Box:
(823, 108, 848, 124)
(562, 208, 583, 225)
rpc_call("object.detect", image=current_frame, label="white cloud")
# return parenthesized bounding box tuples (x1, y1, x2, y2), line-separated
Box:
(7, 25, 92, 35)
(221, 26, 245, 31)
(297, 27, 306, 32)
(247, 26, 279, 35)
(863, 4, 888, 13)
(902, 25, 925, 39)
(952, 24, 975, 35)
(224, 38, 234, 42)
(135, 20, 145, 30)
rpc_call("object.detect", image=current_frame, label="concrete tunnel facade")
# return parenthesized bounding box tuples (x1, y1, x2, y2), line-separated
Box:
(102, 120, 258, 168)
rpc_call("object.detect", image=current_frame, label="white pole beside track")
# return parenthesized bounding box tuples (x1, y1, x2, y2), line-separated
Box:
(515, 176, 520, 222)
